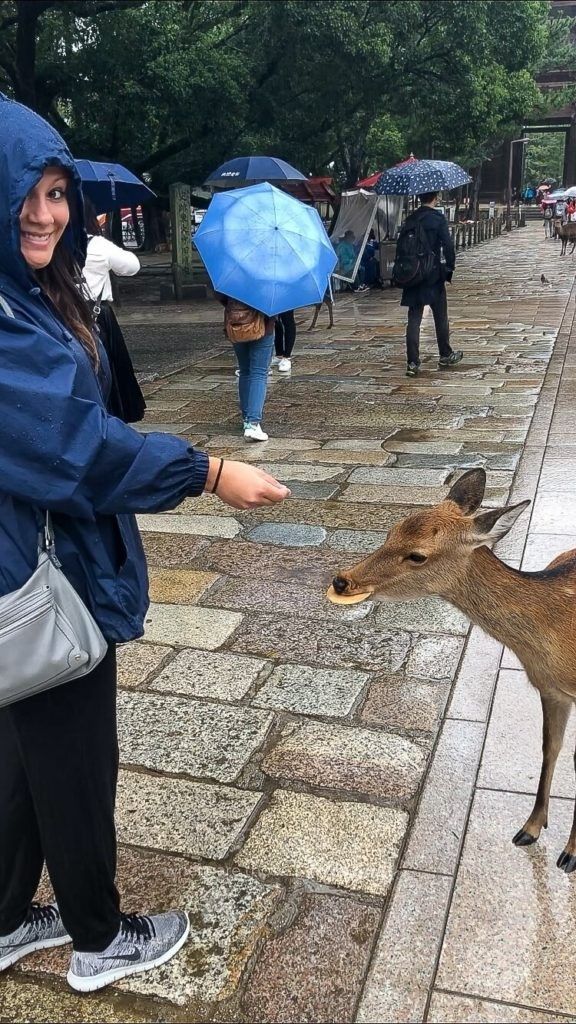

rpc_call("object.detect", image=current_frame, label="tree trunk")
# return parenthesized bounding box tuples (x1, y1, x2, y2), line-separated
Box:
(14, 1, 45, 109)
(141, 204, 166, 251)
(131, 206, 143, 247)
(469, 163, 483, 221)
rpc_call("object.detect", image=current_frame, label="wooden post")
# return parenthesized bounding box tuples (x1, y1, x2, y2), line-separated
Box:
(169, 182, 193, 300)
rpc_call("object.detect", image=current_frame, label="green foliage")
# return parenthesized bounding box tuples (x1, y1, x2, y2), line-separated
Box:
(0, 0, 573, 193)
(524, 131, 565, 185)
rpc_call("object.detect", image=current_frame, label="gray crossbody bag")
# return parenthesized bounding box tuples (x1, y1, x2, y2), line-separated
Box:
(0, 294, 107, 706)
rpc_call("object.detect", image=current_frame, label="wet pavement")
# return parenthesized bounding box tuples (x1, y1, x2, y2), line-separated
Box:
(8, 223, 576, 1022)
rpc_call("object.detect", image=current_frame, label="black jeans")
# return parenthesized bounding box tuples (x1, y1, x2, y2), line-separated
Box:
(274, 310, 296, 358)
(0, 646, 121, 952)
(406, 286, 452, 365)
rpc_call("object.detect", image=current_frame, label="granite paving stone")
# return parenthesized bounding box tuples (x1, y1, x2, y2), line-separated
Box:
(245, 498, 424, 530)
(121, 863, 282, 1006)
(256, 462, 346, 481)
(116, 769, 262, 859)
(374, 597, 469, 635)
(405, 634, 464, 680)
(149, 648, 268, 701)
(294, 449, 396, 466)
(202, 577, 372, 623)
(141, 531, 212, 568)
(435, 791, 576, 1017)
(252, 664, 370, 718)
(148, 568, 220, 604)
(231, 614, 412, 672)
(236, 790, 409, 896)
(194, 539, 355, 585)
(117, 641, 174, 689)
(246, 523, 328, 546)
(117, 691, 273, 781)
(143, 603, 242, 648)
(0, 980, 170, 1023)
(427, 993, 571, 1023)
(241, 894, 380, 1023)
(262, 719, 427, 800)
(360, 674, 450, 734)
(348, 467, 449, 486)
(325, 528, 389, 553)
(137, 513, 241, 538)
(283, 480, 341, 499)
(356, 871, 452, 1024)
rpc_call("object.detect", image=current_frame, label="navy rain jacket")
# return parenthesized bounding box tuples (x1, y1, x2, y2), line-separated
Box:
(0, 94, 209, 641)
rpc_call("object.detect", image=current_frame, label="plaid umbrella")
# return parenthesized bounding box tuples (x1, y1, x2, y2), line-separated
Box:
(374, 159, 471, 196)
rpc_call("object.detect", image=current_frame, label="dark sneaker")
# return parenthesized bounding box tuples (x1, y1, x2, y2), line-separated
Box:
(67, 911, 189, 993)
(0, 903, 71, 971)
(438, 350, 463, 368)
(406, 362, 420, 377)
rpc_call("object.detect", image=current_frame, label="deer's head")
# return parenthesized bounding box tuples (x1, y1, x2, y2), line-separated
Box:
(328, 469, 530, 605)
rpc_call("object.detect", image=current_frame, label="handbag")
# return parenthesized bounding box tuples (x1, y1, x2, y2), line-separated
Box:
(0, 512, 108, 707)
(224, 299, 266, 342)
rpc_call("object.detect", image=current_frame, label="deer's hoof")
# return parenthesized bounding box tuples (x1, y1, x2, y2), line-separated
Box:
(557, 850, 576, 873)
(512, 829, 538, 847)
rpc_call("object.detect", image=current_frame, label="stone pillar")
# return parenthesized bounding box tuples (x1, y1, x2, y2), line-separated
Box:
(563, 124, 576, 186)
(169, 182, 193, 300)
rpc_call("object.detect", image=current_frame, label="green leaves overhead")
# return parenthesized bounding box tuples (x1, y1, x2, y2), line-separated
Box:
(0, 0, 569, 191)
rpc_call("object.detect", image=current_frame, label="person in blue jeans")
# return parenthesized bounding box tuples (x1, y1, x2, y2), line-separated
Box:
(233, 328, 275, 441)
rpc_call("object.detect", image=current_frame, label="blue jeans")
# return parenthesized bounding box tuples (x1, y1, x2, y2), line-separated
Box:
(233, 333, 274, 424)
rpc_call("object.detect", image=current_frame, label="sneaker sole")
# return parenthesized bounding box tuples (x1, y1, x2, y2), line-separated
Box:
(0, 933, 71, 972)
(66, 916, 190, 994)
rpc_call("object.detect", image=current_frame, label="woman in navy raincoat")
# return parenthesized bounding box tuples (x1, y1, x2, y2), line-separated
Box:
(0, 94, 288, 993)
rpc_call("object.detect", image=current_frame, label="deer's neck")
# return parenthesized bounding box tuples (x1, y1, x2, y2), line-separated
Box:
(444, 546, 559, 658)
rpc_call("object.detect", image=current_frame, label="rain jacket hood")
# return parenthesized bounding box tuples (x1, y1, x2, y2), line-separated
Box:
(0, 92, 86, 291)
(0, 96, 209, 642)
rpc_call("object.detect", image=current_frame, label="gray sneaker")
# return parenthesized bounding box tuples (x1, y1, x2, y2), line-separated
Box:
(67, 911, 189, 993)
(438, 350, 463, 368)
(0, 903, 71, 971)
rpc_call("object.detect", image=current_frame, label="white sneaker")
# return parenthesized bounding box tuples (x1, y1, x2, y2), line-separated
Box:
(278, 358, 292, 372)
(244, 423, 269, 442)
(235, 369, 240, 377)
(271, 356, 281, 366)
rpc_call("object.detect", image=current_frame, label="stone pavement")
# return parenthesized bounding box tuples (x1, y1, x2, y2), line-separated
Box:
(4, 224, 576, 1023)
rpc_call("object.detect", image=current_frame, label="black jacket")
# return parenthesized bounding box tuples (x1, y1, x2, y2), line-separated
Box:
(400, 206, 456, 308)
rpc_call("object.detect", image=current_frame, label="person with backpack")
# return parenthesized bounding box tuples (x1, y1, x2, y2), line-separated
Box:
(542, 201, 555, 238)
(219, 295, 275, 441)
(393, 191, 462, 378)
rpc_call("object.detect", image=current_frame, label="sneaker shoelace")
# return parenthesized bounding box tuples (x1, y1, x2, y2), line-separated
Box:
(120, 913, 156, 943)
(25, 903, 58, 929)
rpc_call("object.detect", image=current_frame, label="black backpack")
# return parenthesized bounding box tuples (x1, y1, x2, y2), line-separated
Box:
(392, 211, 439, 288)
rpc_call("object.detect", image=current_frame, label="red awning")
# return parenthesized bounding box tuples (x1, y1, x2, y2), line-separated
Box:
(356, 155, 418, 189)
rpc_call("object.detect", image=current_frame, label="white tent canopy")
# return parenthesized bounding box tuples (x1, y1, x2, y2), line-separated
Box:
(331, 189, 403, 284)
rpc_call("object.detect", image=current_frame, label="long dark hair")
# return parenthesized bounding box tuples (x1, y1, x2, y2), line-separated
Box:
(34, 188, 99, 367)
(83, 197, 102, 237)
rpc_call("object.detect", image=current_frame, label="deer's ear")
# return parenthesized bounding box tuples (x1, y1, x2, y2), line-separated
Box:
(446, 469, 486, 514)
(470, 500, 530, 546)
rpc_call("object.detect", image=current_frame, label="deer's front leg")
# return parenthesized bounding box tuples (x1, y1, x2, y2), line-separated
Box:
(557, 750, 576, 873)
(513, 693, 570, 848)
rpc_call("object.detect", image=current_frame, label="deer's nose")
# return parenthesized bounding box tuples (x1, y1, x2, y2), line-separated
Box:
(332, 575, 349, 595)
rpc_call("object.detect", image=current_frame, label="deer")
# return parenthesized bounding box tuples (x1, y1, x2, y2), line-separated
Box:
(327, 468, 576, 872)
(554, 220, 576, 255)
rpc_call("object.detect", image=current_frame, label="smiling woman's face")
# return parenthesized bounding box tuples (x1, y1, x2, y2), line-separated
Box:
(19, 166, 70, 270)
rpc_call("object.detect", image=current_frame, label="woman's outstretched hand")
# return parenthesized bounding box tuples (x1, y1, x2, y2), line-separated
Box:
(205, 457, 290, 509)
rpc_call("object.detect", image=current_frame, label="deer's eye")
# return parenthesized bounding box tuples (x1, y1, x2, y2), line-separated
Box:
(406, 552, 427, 564)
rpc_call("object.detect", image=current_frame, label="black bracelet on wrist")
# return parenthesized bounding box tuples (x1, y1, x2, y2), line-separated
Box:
(212, 458, 225, 494)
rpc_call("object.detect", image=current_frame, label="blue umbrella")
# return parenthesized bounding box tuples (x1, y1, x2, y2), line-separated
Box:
(194, 182, 337, 316)
(205, 155, 306, 188)
(75, 160, 156, 213)
(375, 159, 471, 196)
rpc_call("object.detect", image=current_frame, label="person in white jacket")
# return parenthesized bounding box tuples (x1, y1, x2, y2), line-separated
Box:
(83, 200, 145, 422)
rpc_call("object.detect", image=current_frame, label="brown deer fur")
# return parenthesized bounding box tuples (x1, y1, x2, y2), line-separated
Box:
(329, 468, 576, 872)
(554, 219, 576, 255)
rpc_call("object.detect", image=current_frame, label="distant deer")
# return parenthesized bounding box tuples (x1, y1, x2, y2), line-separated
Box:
(328, 468, 576, 872)
(555, 220, 576, 255)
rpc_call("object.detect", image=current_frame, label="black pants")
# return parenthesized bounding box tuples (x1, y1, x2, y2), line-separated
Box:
(97, 304, 146, 423)
(406, 286, 452, 365)
(274, 310, 296, 358)
(0, 647, 121, 952)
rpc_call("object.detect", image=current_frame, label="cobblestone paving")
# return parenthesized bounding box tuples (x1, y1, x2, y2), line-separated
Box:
(12, 225, 576, 1022)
